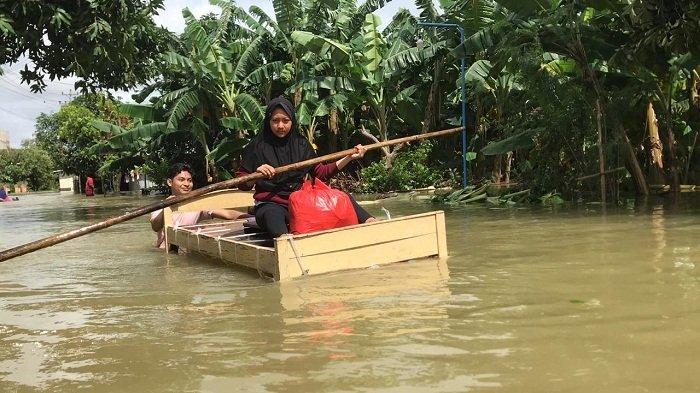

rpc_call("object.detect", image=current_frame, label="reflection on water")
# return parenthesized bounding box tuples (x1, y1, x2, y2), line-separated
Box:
(0, 193, 699, 392)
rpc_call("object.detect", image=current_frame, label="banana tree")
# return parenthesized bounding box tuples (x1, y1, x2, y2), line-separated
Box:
(90, 103, 169, 176)
(466, 59, 523, 182)
(296, 94, 350, 150)
(291, 13, 438, 167)
(131, 7, 265, 180)
(232, 0, 400, 152)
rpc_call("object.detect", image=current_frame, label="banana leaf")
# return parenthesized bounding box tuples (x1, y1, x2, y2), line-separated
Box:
(208, 138, 249, 164)
(481, 127, 543, 155)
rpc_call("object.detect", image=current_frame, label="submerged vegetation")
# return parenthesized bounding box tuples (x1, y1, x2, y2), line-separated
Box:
(1, 0, 697, 199)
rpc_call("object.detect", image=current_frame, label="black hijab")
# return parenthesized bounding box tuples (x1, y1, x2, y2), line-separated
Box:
(241, 97, 315, 196)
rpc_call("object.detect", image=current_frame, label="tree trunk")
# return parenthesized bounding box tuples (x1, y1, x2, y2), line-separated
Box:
(422, 59, 442, 134)
(504, 152, 513, 184)
(328, 106, 339, 152)
(685, 68, 700, 183)
(294, 87, 302, 107)
(422, 84, 437, 134)
(359, 125, 403, 169)
(492, 155, 502, 183)
(665, 84, 680, 193)
(595, 97, 606, 204)
(616, 124, 649, 195)
(475, 97, 486, 180)
(646, 101, 665, 184)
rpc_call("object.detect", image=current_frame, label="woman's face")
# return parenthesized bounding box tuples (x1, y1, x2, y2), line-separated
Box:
(269, 107, 292, 138)
(167, 170, 193, 195)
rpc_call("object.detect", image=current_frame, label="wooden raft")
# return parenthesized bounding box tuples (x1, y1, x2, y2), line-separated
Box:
(163, 189, 448, 281)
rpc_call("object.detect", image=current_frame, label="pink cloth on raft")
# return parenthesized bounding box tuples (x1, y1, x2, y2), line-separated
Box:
(150, 210, 212, 248)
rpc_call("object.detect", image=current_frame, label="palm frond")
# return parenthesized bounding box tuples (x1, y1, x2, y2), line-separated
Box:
(291, 31, 351, 64)
(163, 51, 197, 74)
(451, 25, 503, 57)
(92, 120, 127, 135)
(415, 0, 438, 20)
(157, 87, 192, 106)
(273, 0, 301, 33)
(348, 0, 391, 35)
(233, 34, 267, 83)
(362, 14, 386, 72)
(230, 4, 269, 36)
(241, 61, 285, 86)
(182, 8, 213, 56)
(106, 122, 168, 148)
(210, 0, 233, 42)
(208, 137, 249, 164)
(234, 93, 264, 126)
(118, 103, 155, 121)
(166, 90, 200, 130)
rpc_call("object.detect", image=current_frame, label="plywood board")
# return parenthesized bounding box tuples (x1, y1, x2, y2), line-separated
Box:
(169, 189, 253, 213)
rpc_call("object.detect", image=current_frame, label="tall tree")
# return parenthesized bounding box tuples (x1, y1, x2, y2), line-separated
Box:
(0, 0, 170, 91)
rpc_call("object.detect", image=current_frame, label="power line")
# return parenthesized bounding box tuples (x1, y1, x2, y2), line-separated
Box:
(0, 82, 65, 103)
(0, 77, 75, 97)
(0, 106, 41, 122)
(1, 68, 80, 87)
(1, 64, 83, 90)
(0, 78, 76, 103)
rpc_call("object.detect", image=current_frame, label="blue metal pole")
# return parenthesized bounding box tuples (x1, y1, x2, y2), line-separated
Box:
(416, 22, 469, 187)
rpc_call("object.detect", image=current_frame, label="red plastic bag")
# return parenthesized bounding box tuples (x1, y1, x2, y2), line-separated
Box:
(289, 178, 358, 234)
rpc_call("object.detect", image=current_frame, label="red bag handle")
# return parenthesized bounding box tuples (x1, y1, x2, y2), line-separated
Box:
(301, 175, 330, 190)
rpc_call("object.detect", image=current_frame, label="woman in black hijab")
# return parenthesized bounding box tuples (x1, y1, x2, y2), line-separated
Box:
(236, 97, 374, 237)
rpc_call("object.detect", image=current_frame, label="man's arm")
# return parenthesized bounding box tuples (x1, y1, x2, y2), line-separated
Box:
(210, 209, 249, 220)
(150, 210, 164, 232)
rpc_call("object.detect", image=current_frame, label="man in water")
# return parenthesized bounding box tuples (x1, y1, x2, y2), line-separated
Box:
(149, 163, 248, 249)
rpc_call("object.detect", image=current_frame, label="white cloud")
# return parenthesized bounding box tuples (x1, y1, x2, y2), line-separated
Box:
(0, 0, 422, 147)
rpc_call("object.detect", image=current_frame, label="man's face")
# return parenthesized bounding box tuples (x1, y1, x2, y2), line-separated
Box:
(167, 171, 193, 195)
(269, 108, 292, 138)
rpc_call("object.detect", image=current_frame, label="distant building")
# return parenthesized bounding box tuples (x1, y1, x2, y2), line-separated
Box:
(0, 131, 9, 150)
(55, 170, 78, 193)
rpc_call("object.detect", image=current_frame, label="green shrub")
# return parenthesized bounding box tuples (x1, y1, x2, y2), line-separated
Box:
(358, 141, 452, 193)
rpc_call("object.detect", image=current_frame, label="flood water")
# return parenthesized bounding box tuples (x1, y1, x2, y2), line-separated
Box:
(0, 192, 698, 392)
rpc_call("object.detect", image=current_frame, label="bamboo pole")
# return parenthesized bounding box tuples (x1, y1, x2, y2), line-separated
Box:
(576, 166, 627, 182)
(0, 126, 464, 263)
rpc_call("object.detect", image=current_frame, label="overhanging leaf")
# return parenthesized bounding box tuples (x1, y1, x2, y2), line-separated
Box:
(221, 116, 245, 130)
(481, 128, 542, 155)
(208, 138, 249, 163)
(118, 103, 155, 121)
(92, 120, 126, 135)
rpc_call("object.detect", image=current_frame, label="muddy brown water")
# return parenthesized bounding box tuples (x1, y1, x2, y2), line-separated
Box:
(0, 193, 698, 392)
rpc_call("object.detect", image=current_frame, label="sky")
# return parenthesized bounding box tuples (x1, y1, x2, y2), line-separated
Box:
(0, 0, 421, 147)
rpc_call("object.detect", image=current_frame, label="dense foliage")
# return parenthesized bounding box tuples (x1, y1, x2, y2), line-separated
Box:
(19, 0, 700, 200)
(0, 142, 57, 191)
(35, 94, 131, 177)
(0, 0, 170, 92)
(358, 141, 454, 192)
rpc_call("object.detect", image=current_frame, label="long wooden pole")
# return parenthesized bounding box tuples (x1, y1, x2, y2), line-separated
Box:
(0, 126, 464, 262)
(576, 166, 626, 182)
